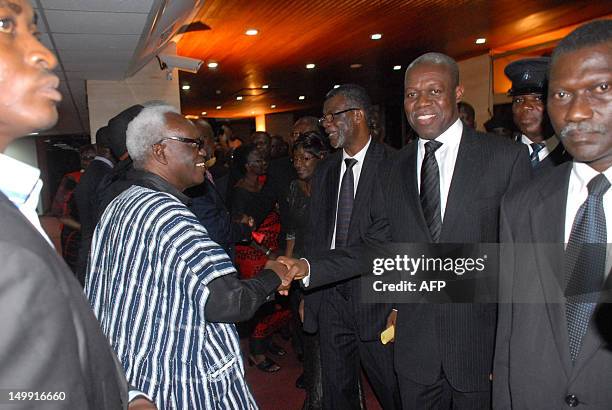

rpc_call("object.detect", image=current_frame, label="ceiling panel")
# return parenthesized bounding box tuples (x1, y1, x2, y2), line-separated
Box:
(44, 10, 148, 34)
(52, 33, 141, 50)
(40, 0, 154, 13)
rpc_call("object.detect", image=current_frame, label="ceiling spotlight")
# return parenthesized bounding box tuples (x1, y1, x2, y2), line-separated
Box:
(306, 63, 316, 69)
(184, 114, 199, 120)
(393, 65, 402, 70)
(207, 61, 218, 69)
(262, 84, 269, 89)
(251, 110, 255, 114)
(245, 28, 259, 36)
(475, 38, 486, 44)
(333, 84, 340, 89)
(370, 33, 382, 40)
(350, 63, 362, 69)
(298, 95, 305, 100)
(201, 111, 207, 115)
(270, 104, 276, 108)
(215, 89, 221, 94)
(236, 96, 243, 100)
(216, 105, 222, 109)
(181, 84, 190, 90)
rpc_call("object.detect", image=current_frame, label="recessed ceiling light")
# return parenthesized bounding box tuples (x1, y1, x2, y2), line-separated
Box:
(208, 61, 218, 69)
(216, 105, 222, 109)
(370, 33, 382, 40)
(251, 110, 255, 114)
(393, 65, 402, 70)
(29, 132, 39, 135)
(215, 89, 221, 94)
(306, 63, 316, 69)
(181, 84, 190, 90)
(333, 84, 340, 89)
(298, 95, 305, 100)
(201, 111, 207, 115)
(245, 28, 259, 36)
(185, 114, 199, 120)
(236, 96, 243, 100)
(270, 104, 276, 109)
(475, 38, 486, 44)
(350, 63, 362, 69)
(262, 84, 269, 89)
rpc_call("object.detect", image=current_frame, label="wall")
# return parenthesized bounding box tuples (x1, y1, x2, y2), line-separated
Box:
(265, 112, 295, 138)
(5, 136, 42, 212)
(458, 54, 492, 132)
(87, 52, 181, 141)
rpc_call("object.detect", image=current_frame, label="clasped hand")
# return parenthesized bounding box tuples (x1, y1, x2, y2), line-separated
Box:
(264, 257, 309, 296)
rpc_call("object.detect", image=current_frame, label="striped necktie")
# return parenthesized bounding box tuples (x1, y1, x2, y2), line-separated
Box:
(335, 158, 358, 248)
(530, 142, 545, 167)
(565, 173, 610, 362)
(420, 140, 443, 242)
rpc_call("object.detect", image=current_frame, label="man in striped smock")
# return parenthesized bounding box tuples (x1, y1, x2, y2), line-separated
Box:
(86, 104, 290, 409)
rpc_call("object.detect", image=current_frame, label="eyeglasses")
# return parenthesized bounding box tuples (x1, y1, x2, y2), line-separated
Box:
(156, 136, 204, 150)
(248, 159, 267, 165)
(319, 108, 360, 125)
(292, 154, 317, 164)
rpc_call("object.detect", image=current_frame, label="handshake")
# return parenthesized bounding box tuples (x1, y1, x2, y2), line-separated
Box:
(264, 257, 310, 296)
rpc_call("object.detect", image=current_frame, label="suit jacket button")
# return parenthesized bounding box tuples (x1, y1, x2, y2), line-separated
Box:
(565, 394, 579, 407)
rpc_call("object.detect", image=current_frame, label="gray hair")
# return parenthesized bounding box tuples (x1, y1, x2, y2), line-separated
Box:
(325, 84, 373, 124)
(126, 104, 180, 163)
(406, 52, 460, 88)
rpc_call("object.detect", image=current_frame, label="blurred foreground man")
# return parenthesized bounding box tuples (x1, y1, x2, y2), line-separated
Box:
(494, 20, 612, 409)
(86, 105, 290, 409)
(0, 0, 153, 408)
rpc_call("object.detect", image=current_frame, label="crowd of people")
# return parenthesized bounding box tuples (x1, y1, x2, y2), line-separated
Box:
(0, 0, 609, 408)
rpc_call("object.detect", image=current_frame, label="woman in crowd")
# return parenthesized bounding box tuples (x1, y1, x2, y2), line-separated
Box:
(230, 143, 291, 372)
(285, 132, 329, 409)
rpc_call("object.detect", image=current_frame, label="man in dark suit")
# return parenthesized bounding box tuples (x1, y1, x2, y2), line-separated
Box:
(493, 20, 612, 409)
(283, 53, 530, 409)
(294, 85, 399, 409)
(505, 57, 571, 171)
(0, 1, 154, 408)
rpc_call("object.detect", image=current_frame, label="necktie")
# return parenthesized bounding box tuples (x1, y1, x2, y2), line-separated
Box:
(335, 158, 358, 248)
(529, 142, 545, 167)
(565, 173, 610, 362)
(420, 140, 443, 242)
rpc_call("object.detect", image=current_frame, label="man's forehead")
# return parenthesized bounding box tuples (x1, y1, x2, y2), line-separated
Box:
(0, 0, 24, 15)
(550, 45, 611, 82)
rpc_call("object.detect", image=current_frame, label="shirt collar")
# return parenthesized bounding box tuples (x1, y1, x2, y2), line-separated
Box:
(571, 161, 612, 189)
(0, 153, 41, 206)
(520, 134, 560, 152)
(342, 136, 372, 163)
(418, 118, 463, 150)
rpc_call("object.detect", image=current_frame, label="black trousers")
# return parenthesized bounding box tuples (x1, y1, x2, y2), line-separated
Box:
(398, 369, 490, 410)
(318, 288, 400, 410)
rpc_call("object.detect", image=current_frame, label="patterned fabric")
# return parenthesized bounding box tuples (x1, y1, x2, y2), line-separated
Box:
(86, 185, 257, 409)
(334, 158, 358, 248)
(565, 173, 610, 362)
(529, 142, 545, 167)
(420, 140, 443, 242)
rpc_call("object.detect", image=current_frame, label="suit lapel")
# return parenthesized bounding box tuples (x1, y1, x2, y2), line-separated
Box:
(324, 154, 342, 248)
(530, 162, 573, 375)
(401, 142, 430, 239)
(440, 128, 481, 241)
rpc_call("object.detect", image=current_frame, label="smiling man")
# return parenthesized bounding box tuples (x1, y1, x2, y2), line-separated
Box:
(494, 20, 612, 410)
(0, 0, 155, 408)
(85, 104, 291, 409)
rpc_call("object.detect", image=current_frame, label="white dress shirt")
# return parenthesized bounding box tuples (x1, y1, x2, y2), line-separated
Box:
(564, 162, 612, 278)
(416, 118, 463, 221)
(0, 153, 52, 246)
(303, 137, 371, 287)
(521, 134, 560, 162)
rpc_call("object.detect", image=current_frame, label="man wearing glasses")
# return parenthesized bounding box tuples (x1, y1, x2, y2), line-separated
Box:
(288, 84, 400, 409)
(85, 104, 292, 409)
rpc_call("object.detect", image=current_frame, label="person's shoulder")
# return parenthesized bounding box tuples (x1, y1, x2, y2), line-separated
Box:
(468, 129, 523, 153)
(503, 162, 570, 208)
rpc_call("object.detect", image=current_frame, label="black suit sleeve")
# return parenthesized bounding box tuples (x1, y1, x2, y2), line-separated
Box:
(205, 269, 281, 323)
(306, 172, 392, 290)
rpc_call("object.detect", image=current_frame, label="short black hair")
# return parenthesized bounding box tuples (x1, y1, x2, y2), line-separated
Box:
(551, 20, 612, 66)
(325, 84, 373, 124)
(232, 143, 258, 175)
(293, 131, 329, 158)
(406, 52, 460, 88)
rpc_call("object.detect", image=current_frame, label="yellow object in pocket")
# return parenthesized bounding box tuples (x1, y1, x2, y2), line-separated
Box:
(380, 324, 395, 345)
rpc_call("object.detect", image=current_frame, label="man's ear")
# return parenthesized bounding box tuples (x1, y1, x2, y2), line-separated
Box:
(151, 143, 169, 165)
(455, 84, 465, 103)
(354, 109, 366, 125)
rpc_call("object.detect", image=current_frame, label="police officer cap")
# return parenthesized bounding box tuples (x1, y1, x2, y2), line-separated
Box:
(504, 57, 550, 96)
